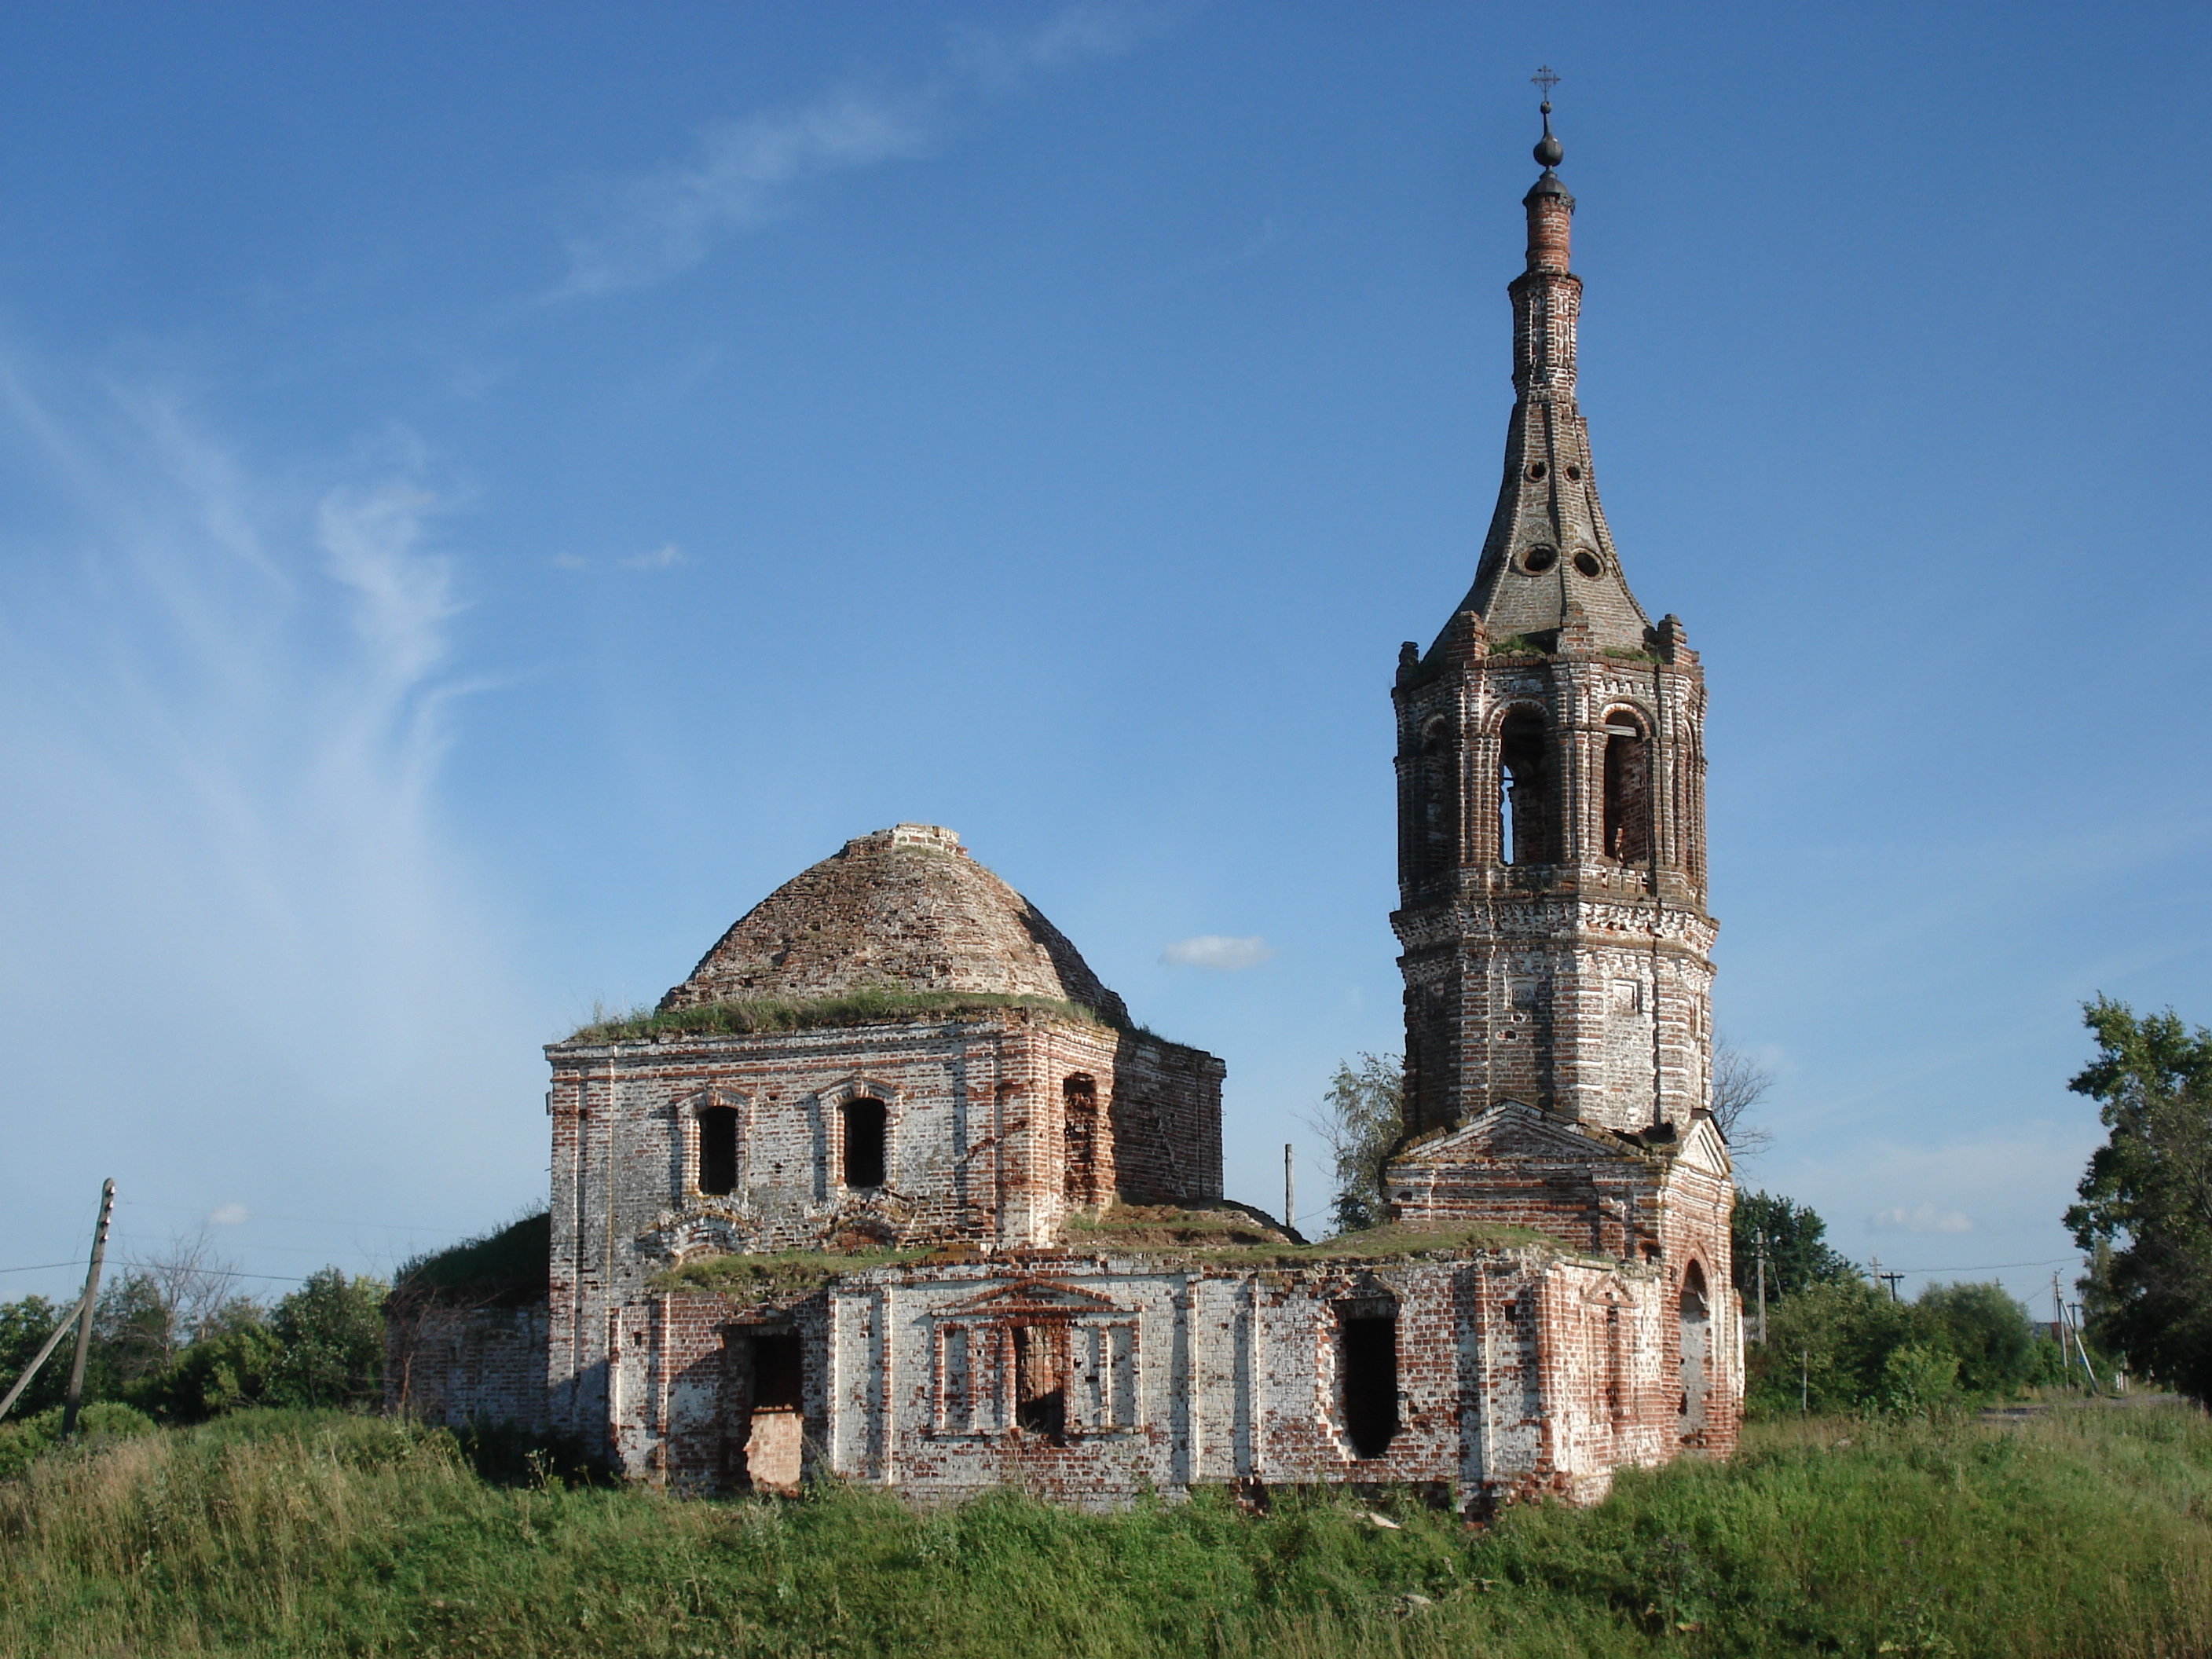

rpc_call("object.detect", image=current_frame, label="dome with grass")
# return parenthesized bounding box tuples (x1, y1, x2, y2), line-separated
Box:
(658, 824, 1129, 1026)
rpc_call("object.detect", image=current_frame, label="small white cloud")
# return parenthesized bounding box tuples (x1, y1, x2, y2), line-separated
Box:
(1159, 935, 1275, 971)
(209, 1202, 249, 1227)
(619, 543, 685, 570)
(1870, 1203, 1974, 1235)
(550, 553, 588, 570)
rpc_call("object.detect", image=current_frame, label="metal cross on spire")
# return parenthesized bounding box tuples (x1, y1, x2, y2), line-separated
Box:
(1531, 65, 1560, 104)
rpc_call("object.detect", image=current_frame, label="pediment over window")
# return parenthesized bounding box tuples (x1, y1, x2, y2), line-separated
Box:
(1676, 1115, 1731, 1178)
(940, 1277, 1126, 1320)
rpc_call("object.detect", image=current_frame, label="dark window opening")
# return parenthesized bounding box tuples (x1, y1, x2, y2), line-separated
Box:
(1500, 710, 1552, 866)
(749, 1330, 802, 1411)
(1062, 1075, 1099, 1205)
(1340, 1315, 1399, 1459)
(698, 1105, 739, 1196)
(1573, 549, 1603, 578)
(1013, 1324, 1068, 1442)
(842, 1099, 888, 1189)
(1602, 715, 1651, 866)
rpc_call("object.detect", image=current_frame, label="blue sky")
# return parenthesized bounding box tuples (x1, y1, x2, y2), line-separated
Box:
(2, 2, 2207, 1313)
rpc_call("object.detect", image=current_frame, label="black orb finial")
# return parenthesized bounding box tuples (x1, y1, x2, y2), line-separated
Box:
(1531, 65, 1563, 169)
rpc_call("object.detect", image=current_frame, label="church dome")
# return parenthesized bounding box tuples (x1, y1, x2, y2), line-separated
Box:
(659, 824, 1130, 1025)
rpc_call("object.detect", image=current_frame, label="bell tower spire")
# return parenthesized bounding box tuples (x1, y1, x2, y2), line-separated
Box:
(1390, 87, 1717, 1139)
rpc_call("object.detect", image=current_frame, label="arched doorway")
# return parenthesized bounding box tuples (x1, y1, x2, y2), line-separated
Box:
(1678, 1261, 1709, 1444)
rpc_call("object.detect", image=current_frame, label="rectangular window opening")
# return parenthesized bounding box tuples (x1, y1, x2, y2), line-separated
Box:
(1340, 1314, 1399, 1459)
(1013, 1324, 1068, 1443)
(699, 1105, 740, 1196)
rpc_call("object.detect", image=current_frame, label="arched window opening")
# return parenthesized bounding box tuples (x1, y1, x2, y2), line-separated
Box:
(1678, 1262, 1711, 1441)
(1062, 1075, 1099, 1205)
(1412, 717, 1456, 880)
(841, 1099, 888, 1190)
(1499, 710, 1551, 866)
(1013, 1324, 1069, 1442)
(698, 1105, 740, 1196)
(1339, 1305, 1399, 1459)
(1602, 712, 1652, 866)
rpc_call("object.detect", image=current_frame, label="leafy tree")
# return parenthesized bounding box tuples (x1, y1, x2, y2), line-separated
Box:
(1731, 1191, 1858, 1298)
(269, 1269, 386, 1409)
(1915, 1281, 2039, 1397)
(0, 1295, 77, 1419)
(2064, 996, 2212, 1401)
(134, 1321, 284, 1420)
(1303, 1053, 1403, 1234)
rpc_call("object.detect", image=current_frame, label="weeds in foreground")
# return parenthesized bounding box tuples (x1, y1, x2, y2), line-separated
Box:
(1, 1405, 2209, 1657)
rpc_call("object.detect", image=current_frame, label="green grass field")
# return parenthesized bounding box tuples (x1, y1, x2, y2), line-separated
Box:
(2, 1403, 2207, 1657)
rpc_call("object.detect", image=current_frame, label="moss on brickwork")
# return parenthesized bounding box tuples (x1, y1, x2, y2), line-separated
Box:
(1487, 632, 1551, 656)
(564, 988, 1111, 1045)
(1065, 1202, 1295, 1250)
(650, 1247, 928, 1298)
(1068, 1207, 1560, 1268)
(393, 1211, 551, 1307)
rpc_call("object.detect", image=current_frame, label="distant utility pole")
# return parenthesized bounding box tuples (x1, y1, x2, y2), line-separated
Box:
(2067, 1302, 2100, 1395)
(60, 1179, 115, 1441)
(1877, 1269, 1905, 1303)
(1284, 1144, 1295, 1236)
(1755, 1230, 1768, 1345)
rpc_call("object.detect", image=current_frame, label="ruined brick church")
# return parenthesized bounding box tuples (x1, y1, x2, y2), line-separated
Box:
(390, 105, 1741, 1511)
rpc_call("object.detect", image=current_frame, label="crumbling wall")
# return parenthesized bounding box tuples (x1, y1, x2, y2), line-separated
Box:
(544, 1010, 1225, 1447)
(589, 1247, 1690, 1511)
(384, 1300, 551, 1431)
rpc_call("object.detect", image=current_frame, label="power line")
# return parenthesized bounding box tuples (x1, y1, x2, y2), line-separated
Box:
(0, 1261, 81, 1276)
(118, 1198, 474, 1235)
(1881, 1257, 2076, 1274)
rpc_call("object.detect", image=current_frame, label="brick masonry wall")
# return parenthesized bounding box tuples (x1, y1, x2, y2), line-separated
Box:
(384, 1302, 551, 1431)
(1382, 1107, 1741, 1464)
(544, 1009, 1223, 1442)
(590, 1247, 1700, 1511)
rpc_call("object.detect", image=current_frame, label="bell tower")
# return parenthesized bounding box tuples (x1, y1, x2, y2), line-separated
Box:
(1392, 97, 1716, 1139)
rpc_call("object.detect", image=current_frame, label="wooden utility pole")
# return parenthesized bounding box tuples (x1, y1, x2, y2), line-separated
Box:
(59, 1179, 115, 1440)
(1283, 1144, 1295, 1236)
(0, 1292, 88, 1420)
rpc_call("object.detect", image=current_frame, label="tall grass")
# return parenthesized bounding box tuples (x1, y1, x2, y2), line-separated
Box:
(2, 1405, 2208, 1657)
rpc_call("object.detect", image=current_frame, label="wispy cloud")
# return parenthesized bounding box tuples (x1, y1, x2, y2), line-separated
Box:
(209, 1203, 250, 1227)
(1160, 935, 1276, 971)
(555, 4, 1159, 297)
(1870, 1203, 1976, 1235)
(548, 542, 686, 572)
(0, 353, 538, 1254)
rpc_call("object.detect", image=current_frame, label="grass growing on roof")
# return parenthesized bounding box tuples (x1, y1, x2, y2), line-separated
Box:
(5, 1404, 2212, 1655)
(393, 1210, 551, 1305)
(566, 987, 1204, 1056)
(650, 1247, 929, 1298)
